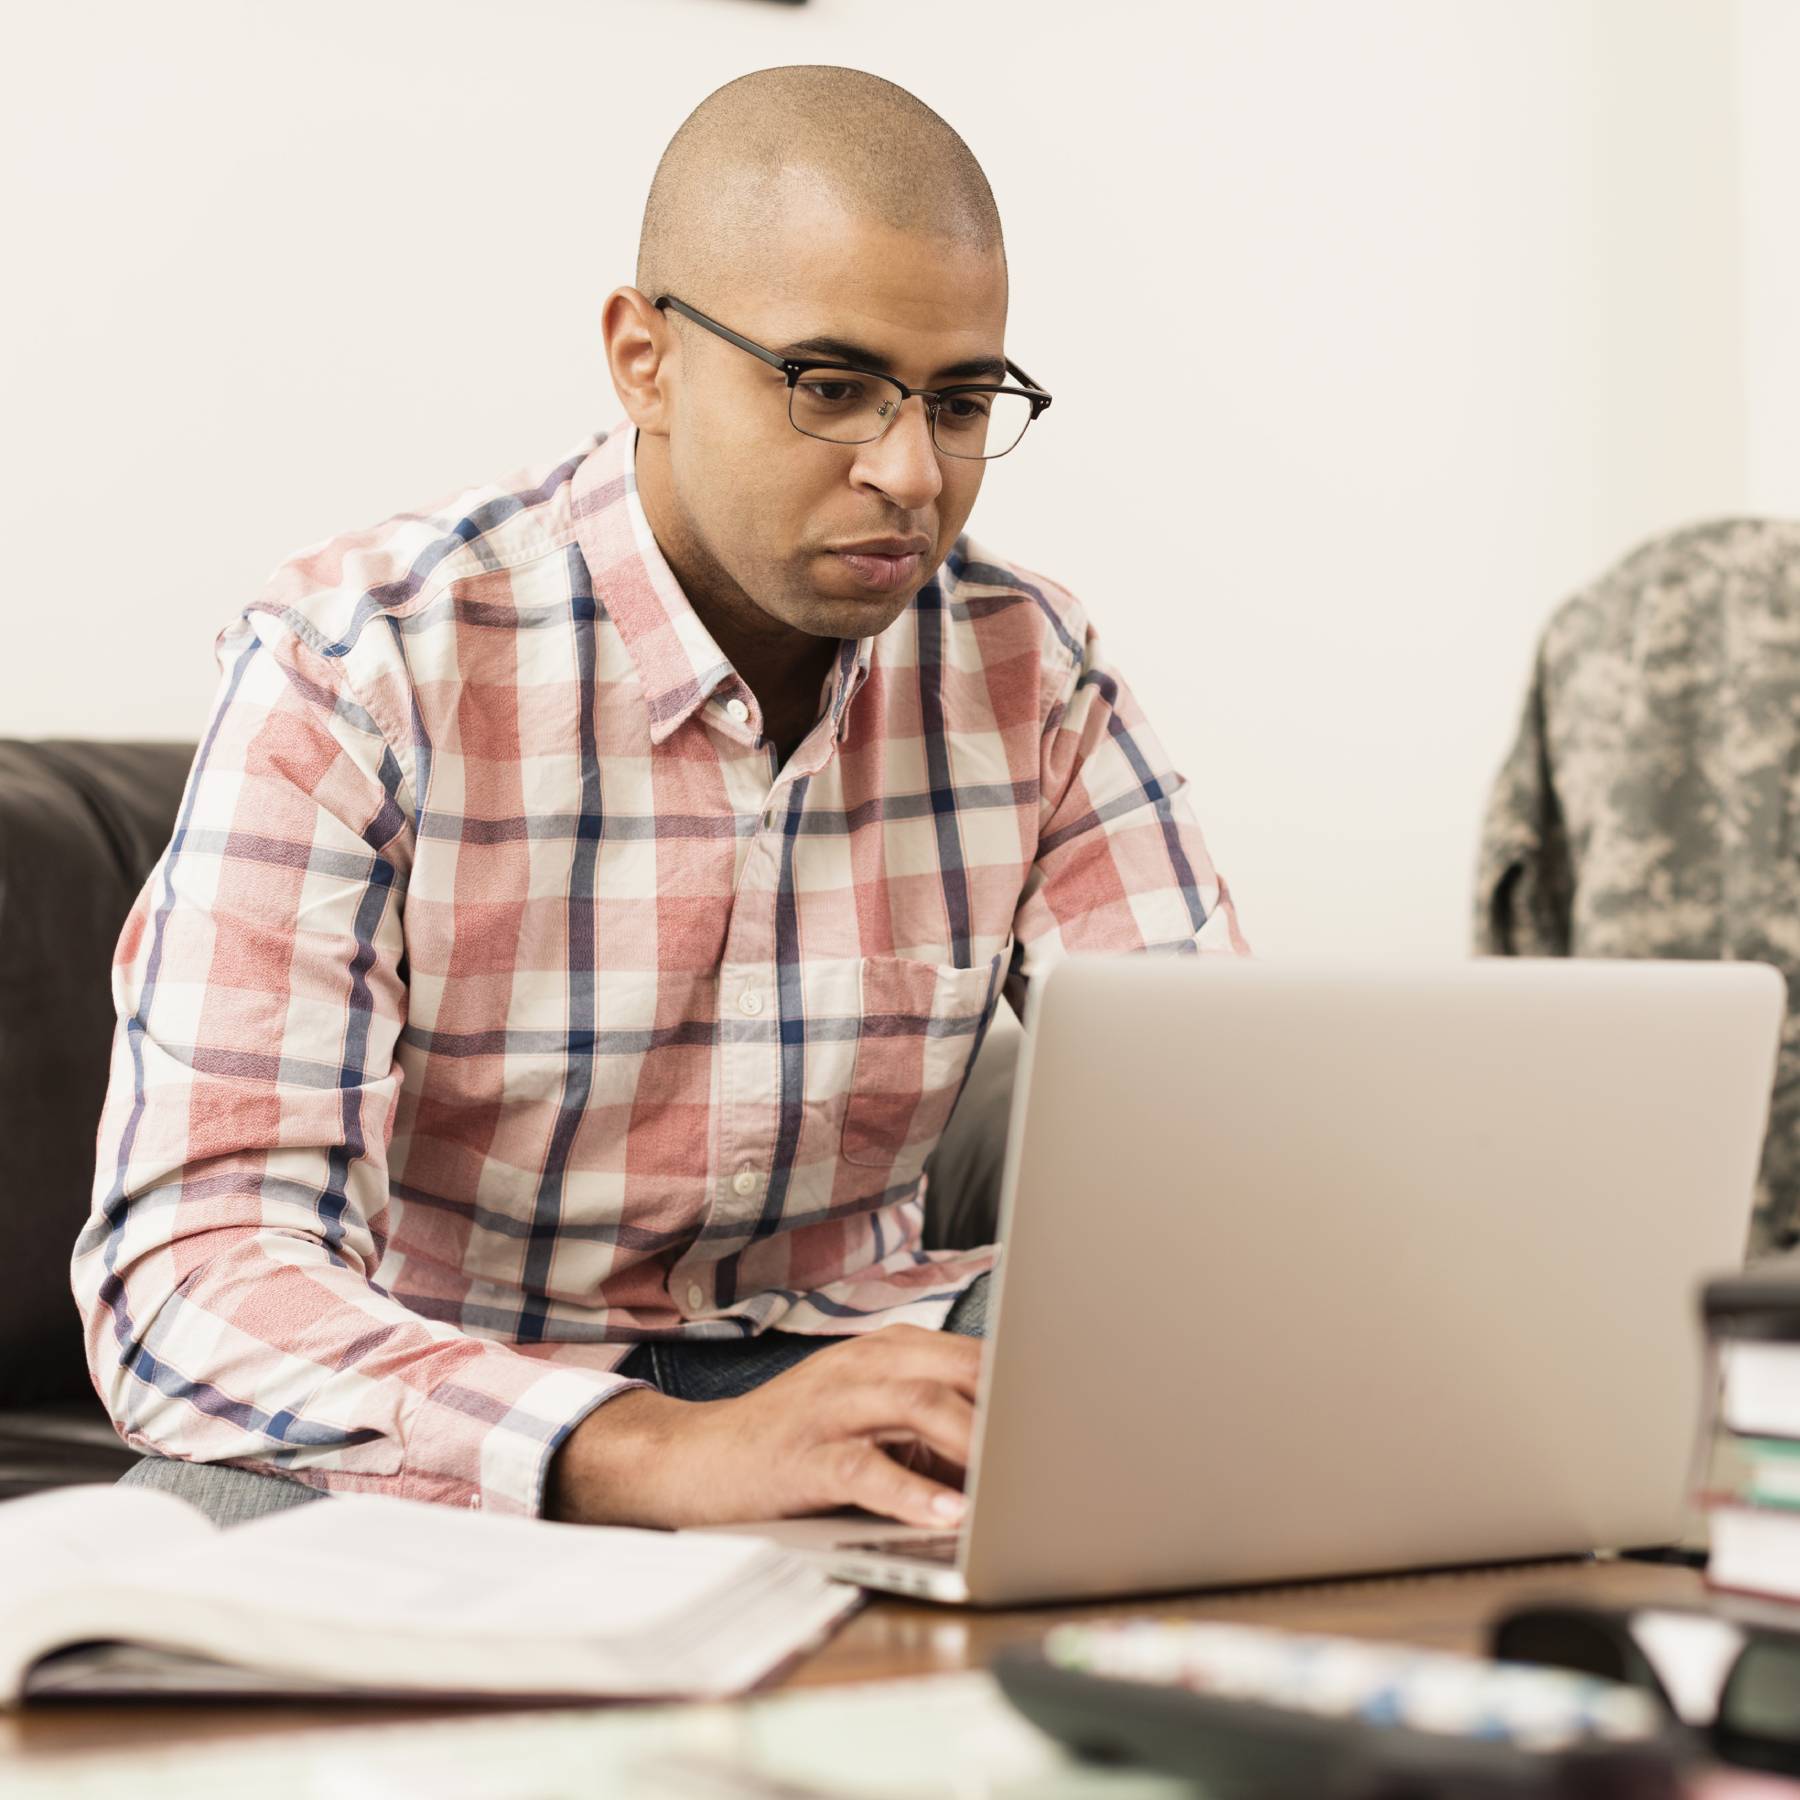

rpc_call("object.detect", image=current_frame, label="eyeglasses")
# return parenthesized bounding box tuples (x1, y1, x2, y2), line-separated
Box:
(1492, 1602, 1800, 1777)
(654, 294, 1053, 461)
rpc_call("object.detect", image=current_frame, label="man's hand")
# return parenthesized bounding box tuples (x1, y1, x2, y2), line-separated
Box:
(545, 1325, 981, 1529)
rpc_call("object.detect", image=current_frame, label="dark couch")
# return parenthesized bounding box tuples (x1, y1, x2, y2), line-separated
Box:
(0, 737, 1014, 1500)
(0, 740, 196, 1496)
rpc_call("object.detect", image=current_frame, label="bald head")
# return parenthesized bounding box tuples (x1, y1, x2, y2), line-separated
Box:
(637, 66, 1005, 308)
(611, 68, 1015, 658)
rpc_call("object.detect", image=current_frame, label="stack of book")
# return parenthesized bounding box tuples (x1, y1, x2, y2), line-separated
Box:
(1701, 1253, 1800, 1603)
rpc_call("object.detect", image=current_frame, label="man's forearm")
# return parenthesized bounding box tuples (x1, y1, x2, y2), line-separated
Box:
(545, 1388, 693, 1525)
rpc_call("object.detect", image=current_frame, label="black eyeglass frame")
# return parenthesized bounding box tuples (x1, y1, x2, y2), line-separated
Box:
(653, 294, 1053, 460)
(1492, 1601, 1800, 1778)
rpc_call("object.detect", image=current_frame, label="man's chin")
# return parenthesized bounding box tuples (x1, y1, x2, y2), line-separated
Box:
(780, 584, 918, 642)
(802, 554, 937, 633)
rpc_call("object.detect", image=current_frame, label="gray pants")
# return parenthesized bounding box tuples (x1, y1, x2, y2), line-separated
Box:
(119, 1272, 992, 1527)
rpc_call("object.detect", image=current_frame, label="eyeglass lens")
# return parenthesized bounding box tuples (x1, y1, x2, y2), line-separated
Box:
(1719, 1638, 1800, 1753)
(789, 371, 1034, 459)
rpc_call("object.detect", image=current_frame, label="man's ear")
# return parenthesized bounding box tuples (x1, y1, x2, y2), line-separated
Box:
(603, 287, 675, 435)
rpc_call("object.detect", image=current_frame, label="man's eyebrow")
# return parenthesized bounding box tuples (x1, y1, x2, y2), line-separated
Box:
(776, 335, 1010, 384)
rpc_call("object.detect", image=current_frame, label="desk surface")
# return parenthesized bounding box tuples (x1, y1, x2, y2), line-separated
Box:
(0, 1552, 1758, 1783)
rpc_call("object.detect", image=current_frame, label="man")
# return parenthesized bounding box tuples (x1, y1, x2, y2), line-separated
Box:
(72, 66, 1244, 1533)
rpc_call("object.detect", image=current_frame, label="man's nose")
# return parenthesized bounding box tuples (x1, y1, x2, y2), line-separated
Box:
(850, 395, 943, 510)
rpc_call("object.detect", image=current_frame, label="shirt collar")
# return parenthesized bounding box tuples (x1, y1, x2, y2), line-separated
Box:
(832, 635, 875, 732)
(569, 426, 739, 746)
(570, 426, 880, 749)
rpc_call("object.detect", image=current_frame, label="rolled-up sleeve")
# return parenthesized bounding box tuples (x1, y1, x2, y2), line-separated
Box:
(70, 615, 639, 1516)
(1007, 618, 1247, 1012)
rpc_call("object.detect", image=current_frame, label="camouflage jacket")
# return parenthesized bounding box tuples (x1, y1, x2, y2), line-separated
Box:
(1474, 519, 1800, 1260)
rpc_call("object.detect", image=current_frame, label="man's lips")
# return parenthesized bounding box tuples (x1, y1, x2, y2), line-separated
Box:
(825, 538, 932, 594)
(832, 550, 922, 591)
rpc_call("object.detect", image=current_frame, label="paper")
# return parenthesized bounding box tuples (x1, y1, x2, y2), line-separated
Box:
(1, 1673, 1184, 1799)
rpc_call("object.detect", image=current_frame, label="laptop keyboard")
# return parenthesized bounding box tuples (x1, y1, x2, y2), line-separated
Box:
(835, 1532, 962, 1565)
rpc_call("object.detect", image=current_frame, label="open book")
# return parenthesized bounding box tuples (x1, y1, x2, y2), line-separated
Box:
(0, 1484, 859, 1703)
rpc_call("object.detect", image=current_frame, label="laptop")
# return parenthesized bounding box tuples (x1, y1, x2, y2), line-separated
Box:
(707, 956, 1786, 1606)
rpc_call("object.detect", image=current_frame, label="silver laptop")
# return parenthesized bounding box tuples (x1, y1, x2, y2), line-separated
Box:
(710, 956, 1785, 1606)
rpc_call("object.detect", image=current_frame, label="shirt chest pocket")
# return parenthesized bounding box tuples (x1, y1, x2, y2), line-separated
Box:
(840, 945, 1008, 1171)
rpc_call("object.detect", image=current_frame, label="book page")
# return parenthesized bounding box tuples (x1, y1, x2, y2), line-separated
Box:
(0, 1485, 216, 1602)
(0, 1485, 220, 1697)
(25, 1641, 347, 1698)
(7, 1493, 833, 1699)
(144, 1494, 776, 1642)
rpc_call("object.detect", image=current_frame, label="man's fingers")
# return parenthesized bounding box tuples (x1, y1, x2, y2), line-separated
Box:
(691, 1321, 988, 1526)
(833, 1323, 985, 1399)
(830, 1439, 969, 1530)
(872, 1431, 967, 1492)
(829, 1377, 977, 1474)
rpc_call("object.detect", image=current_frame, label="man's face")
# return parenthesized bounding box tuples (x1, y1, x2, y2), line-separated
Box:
(652, 185, 1010, 644)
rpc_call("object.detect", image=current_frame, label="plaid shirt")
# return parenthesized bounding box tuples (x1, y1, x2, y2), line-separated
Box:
(73, 425, 1245, 1515)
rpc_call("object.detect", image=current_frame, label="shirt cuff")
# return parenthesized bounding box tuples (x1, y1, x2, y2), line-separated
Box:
(399, 1349, 653, 1517)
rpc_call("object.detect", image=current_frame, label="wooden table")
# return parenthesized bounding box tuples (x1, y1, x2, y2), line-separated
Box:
(7, 1550, 1787, 1791)
(786, 1548, 1713, 1688)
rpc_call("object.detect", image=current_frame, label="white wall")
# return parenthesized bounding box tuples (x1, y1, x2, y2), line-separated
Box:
(1740, 0, 1800, 516)
(1, 0, 1762, 956)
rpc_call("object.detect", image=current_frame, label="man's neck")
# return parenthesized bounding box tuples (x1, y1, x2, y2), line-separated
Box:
(634, 436, 842, 763)
(710, 613, 840, 764)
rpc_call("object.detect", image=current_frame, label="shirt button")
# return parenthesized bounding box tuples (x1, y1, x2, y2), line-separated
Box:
(725, 697, 751, 725)
(732, 1167, 759, 1197)
(738, 988, 764, 1016)
(686, 1283, 705, 1311)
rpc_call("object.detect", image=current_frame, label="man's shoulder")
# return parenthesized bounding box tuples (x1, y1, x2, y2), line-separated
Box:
(245, 431, 610, 657)
(931, 536, 1092, 673)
